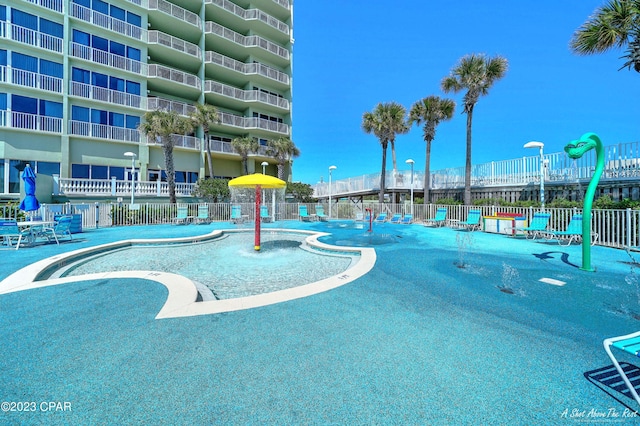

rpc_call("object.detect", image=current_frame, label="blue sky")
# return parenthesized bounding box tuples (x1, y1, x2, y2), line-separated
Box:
(290, 0, 640, 185)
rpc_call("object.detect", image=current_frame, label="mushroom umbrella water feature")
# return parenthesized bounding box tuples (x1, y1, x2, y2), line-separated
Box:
(19, 164, 40, 217)
(228, 173, 286, 251)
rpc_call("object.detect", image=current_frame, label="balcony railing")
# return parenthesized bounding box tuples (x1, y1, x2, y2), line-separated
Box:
(23, 0, 63, 12)
(71, 3, 145, 41)
(147, 97, 196, 116)
(70, 81, 143, 108)
(1, 111, 62, 133)
(0, 22, 63, 53)
(148, 64, 201, 90)
(71, 42, 146, 75)
(57, 177, 195, 198)
(149, 0, 201, 29)
(69, 120, 141, 143)
(204, 80, 288, 109)
(148, 31, 201, 58)
(145, 134, 200, 150)
(205, 22, 289, 60)
(218, 111, 289, 135)
(2, 66, 63, 93)
(207, 0, 289, 35)
(205, 51, 290, 85)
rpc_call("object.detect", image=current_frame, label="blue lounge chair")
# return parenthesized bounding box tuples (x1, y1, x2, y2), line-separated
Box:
(457, 210, 481, 231)
(194, 204, 210, 224)
(544, 214, 597, 246)
(374, 213, 387, 223)
(231, 205, 244, 224)
(400, 214, 413, 224)
(172, 205, 190, 225)
(389, 214, 402, 224)
(0, 219, 29, 249)
(299, 205, 312, 222)
(424, 208, 447, 227)
(260, 205, 272, 223)
(514, 212, 551, 239)
(315, 205, 328, 221)
(41, 215, 73, 245)
(604, 330, 640, 408)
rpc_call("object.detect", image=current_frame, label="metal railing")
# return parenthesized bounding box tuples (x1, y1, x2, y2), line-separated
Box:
(0, 22, 63, 53)
(71, 3, 145, 41)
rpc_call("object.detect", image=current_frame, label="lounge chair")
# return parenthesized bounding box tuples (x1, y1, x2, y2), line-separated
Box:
(0, 219, 29, 249)
(400, 214, 413, 224)
(41, 215, 73, 245)
(315, 205, 328, 221)
(260, 205, 272, 223)
(604, 330, 640, 408)
(172, 205, 190, 225)
(389, 214, 402, 224)
(374, 213, 387, 223)
(194, 204, 210, 224)
(231, 205, 244, 224)
(424, 208, 447, 227)
(543, 214, 598, 246)
(513, 212, 551, 239)
(299, 205, 312, 222)
(456, 210, 481, 231)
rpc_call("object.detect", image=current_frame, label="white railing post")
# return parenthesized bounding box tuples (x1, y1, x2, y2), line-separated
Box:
(111, 176, 116, 195)
(627, 208, 632, 248)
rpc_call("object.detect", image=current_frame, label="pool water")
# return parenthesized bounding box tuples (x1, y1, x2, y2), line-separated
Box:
(61, 231, 355, 299)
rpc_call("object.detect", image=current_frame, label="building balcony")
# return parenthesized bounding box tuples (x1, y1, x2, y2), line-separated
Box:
(69, 120, 141, 143)
(251, 0, 291, 21)
(70, 81, 144, 109)
(148, 0, 202, 43)
(23, 0, 63, 13)
(147, 64, 202, 99)
(0, 22, 63, 54)
(204, 51, 289, 89)
(147, 97, 196, 116)
(70, 3, 146, 41)
(217, 111, 289, 136)
(204, 80, 289, 112)
(1, 66, 63, 94)
(145, 134, 200, 151)
(0, 111, 62, 133)
(147, 30, 202, 74)
(205, 0, 289, 43)
(56, 177, 195, 198)
(70, 42, 146, 75)
(205, 22, 290, 67)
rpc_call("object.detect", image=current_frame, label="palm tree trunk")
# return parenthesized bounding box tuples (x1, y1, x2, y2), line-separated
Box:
(390, 139, 397, 174)
(205, 132, 214, 178)
(164, 144, 177, 204)
(464, 107, 474, 206)
(424, 140, 432, 204)
(379, 143, 387, 204)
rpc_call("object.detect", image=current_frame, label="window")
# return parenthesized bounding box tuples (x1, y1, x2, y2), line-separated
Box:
(12, 52, 38, 72)
(35, 161, 59, 176)
(125, 115, 139, 129)
(72, 67, 90, 84)
(126, 46, 140, 61)
(12, 95, 37, 114)
(91, 109, 107, 124)
(110, 76, 124, 92)
(92, 165, 108, 179)
(72, 29, 90, 46)
(92, 72, 108, 88)
(110, 5, 125, 21)
(71, 164, 89, 178)
(0, 160, 4, 193)
(0, 93, 6, 110)
(72, 106, 90, 122)
(0, 50, 6, 66)
(40, 59, 63, 78)
(92, 0, 108, 15)
(11, 9, 37, 30)
(109, 112, 124, 127)
(73, 0, 91, 8)
(110, 41, 125, 57)
(39, 18, 63, 38)
(110, 166, 124, 180)
(126, 81, 140, 95)
(92, 35, 108, 52)
(126, 11, 141, 27)
(0, 6, 5, 21)
(39, 100, 63, 118)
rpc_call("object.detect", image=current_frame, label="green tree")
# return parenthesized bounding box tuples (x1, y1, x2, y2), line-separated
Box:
(192, 177, 230, 202)
(570, 0, 640, 72)
(231, 136, 259, 175)
(286, 182, 315, 202)
(138, 109, 193, 204)
(189, 104, 220, 178)
(266, 137, 300, 180)
(408, 96, 455, 204)
(441, 54, 508, 205)
(362, 102, 409, 203)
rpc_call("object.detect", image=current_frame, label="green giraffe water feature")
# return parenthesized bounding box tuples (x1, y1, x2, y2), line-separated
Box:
(564, 132, 605, 272)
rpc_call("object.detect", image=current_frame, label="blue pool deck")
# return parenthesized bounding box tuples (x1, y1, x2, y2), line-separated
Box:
(2, 220, 640, 424)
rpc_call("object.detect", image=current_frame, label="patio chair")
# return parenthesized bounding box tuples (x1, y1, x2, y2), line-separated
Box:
(315, 205, 328, 221)
(40, 215, 73, 245)
(172, 205, 190, 225)
(194, 204, 210, 224)
(400, 214, 413, 224)
(456, 210, 482, 231)
(299, 205, 312, 222)
(603, 330, 640, 409)
(543, 214, 599, 246)
(389, 214, 402, 224)
(0, 219, 29, 249)
(424, 208, 447, 227)
(231, 205, 244, 224)
(260, 205, 272, 223)
(374, 213, 387, 223)
(513, 212, 551, 239)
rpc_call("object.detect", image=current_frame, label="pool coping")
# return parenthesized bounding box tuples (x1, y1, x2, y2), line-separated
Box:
(0, 228, 376, 319)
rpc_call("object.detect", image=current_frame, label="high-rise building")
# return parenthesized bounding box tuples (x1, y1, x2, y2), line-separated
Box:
(0, 0, 293, 200)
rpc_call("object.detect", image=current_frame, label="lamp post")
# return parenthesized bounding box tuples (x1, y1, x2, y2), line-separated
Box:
(328, 165, 337, 218)
(405, 158, 415, 216)
(124, 151, 137, 206)
(524, 141, 545, 209)
(261, 161, 268, 175)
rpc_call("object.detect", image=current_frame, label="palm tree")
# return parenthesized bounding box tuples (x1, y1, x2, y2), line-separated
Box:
(408, 96, 456, 204)
(266, 137, 300, 180)
(441, 54, 508, 205)
(231, 136, 259, 175)
(362, 102, 409, 203)
(138, 109, 193, 204)
(570, 0, 640, 72)
(189, 104, 220, 178)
